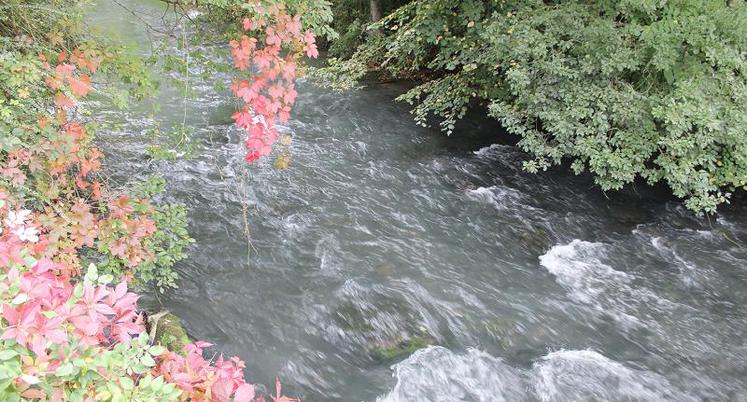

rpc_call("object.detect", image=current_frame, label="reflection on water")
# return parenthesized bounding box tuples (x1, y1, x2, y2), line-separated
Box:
(91, 1, 747, 400)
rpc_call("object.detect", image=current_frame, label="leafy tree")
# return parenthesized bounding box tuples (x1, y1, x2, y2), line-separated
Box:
(320, 0, 747, 212)
(325, 0, 411, 58)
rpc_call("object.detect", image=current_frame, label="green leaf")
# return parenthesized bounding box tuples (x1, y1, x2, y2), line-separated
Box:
(119, 376, 134, 390)
(84, 263, 98, 283)
(10, 294, 28, 305)
(98, 274, 114, 285)
(137, 332, 149, 346)
(139, 374, 152, 387)
(0, 378, 12, 392)
(151, 375, 164, 390)
(54, 363, 75, 377)
(73, 284, 84, 299)
(131, 363, 148, 375)
(148, 345, 166, 356)
(0, 350, 18, 361)
(140, 354, 156, 367)
(22, 256, 36, 267)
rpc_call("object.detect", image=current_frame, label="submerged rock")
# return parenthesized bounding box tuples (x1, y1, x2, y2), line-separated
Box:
(332, 301, 376, 333)
(369, 333, 436, 363)
(516, 225, 552, 253)
(607, 200, 651, 225)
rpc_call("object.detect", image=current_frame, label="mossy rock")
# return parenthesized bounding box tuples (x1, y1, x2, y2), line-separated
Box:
(332, 296, 418, 334)
(148, 311, 191, 355)
(369, 334, 434, 363)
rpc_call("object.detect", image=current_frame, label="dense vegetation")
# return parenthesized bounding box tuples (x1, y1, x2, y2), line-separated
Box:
(319, 0, 747, 212)
(0, 0, 329, 399)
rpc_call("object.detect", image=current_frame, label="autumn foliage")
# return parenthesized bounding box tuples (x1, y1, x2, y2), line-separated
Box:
(229, 2, 318, 163)
(0, 195, 264, 400)
(0, 47, 268, 400)
(0, 0, 311, 400)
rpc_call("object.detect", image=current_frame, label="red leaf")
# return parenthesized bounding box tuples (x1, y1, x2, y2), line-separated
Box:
(69, 75, 92, 97)
(54, 93, 75, 109)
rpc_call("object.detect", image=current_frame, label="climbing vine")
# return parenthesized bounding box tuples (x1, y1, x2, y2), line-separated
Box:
(229, 1, 320, 164)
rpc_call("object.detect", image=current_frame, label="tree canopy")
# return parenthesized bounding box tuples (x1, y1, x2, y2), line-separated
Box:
(321, 0, 747, 212)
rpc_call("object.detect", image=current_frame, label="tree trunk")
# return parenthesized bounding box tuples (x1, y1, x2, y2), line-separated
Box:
(370, 0, 383, 22)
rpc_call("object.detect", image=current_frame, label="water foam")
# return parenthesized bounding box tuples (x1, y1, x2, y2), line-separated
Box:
(377, 347, 692, 401)
(473, 144, 513, 156)
(532, 349, 695, 401)
(466, 186, 528, 211)
(538, 239, 685, 330)
(539, 240, 642, 325)
(376, 346, 524, 402)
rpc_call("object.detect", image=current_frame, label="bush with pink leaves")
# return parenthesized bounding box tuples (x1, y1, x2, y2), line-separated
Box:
(0, 197, 271, 400)
(0, 0, 331, 399)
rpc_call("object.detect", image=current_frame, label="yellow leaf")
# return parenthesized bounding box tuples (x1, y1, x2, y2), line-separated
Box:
(274, 155, 290, 170)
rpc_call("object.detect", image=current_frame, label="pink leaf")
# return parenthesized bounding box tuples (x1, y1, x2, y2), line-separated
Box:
(235, 383, 255, 402)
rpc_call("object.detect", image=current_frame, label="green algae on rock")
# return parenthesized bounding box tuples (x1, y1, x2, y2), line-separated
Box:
(148, 310, 192, 355)
(369, 334, 434, 363)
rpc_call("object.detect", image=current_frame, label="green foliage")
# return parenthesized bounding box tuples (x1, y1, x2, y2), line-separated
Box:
(0, 51, 45, 151)
(321, 0, 747, 212)
(80, 176, 192, 293)
(2, 0, 190, 292)
(330, 17, 365, 59)
(31, 331, 182, 401)
(192, 0, 338, 40)
(0, 263, 181, 401)
(326, 0, 414, 58)
(130, 177, 194, 292)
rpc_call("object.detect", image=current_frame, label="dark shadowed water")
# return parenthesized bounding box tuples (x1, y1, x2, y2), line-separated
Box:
(90, 1, 747, 401)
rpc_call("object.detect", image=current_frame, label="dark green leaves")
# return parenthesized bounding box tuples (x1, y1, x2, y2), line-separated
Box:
(327, 0, 747, 212)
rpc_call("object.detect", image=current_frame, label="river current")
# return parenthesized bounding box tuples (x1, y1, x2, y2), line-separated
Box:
(91, 1, 747, 401)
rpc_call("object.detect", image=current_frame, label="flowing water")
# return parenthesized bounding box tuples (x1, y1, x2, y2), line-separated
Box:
(90, 1, 747, 400)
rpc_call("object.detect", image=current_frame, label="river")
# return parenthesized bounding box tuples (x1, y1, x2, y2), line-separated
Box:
(90, 1, 747, 401)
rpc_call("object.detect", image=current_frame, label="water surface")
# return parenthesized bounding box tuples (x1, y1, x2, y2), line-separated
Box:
(91, 2, 747, 400)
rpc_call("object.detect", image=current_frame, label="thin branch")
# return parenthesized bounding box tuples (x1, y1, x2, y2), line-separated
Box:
(109, 0, 179, 39)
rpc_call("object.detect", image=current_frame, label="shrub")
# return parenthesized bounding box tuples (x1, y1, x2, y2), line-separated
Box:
(1, 1, 312, 400)
(319, 0, 747, 212)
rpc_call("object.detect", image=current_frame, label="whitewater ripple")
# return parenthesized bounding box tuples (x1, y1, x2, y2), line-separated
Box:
(377, 346, 693, 402)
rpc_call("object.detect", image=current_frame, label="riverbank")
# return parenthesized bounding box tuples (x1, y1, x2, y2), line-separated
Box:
(0, 1, 273, 400)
